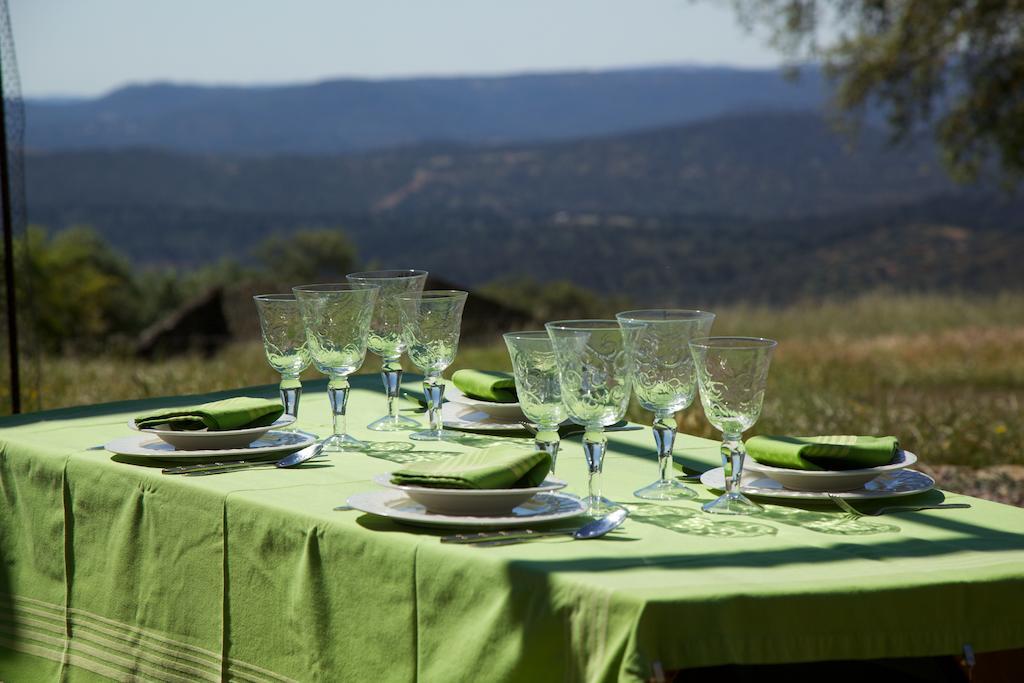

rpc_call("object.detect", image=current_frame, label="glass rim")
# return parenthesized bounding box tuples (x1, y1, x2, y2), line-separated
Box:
(545, 319, 621, 331)
(615, 309, 716, 323)
(346, 269, 428, 281)
(292, 282, 381, 293)
(253, 293, 297, 302)
(395, 289, 468, 300)
(502, 330, 550, 341)
(688, 336, 778, 350)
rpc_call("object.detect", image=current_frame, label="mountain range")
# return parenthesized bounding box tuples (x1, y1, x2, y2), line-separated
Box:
(24, 66, 826, 154)
(22, 65, 1022, 302)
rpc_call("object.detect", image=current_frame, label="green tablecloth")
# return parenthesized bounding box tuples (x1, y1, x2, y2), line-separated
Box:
(1, 375, 1023, 682)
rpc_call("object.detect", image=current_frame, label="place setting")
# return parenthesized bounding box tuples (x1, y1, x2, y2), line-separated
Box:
(346, 445, 589, 529)
(679, 337, 966, 515)
(101, 286, 332, 470)
(345, 316, 637, 538)
(103, 395, 318, 468)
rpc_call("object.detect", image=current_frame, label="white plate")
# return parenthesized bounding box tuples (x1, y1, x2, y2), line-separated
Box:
(441, 402, 526, 432)
(346, 490, 586, 528)
(445, 385, 524, 419)
(373, 473, 567, 515)
(104, 430, 316, 461)
(700, 466, 935, 501)
(745, 450, 918, 492)
(129, 414, 296, 450)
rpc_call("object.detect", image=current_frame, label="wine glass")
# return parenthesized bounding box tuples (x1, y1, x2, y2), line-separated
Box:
(397, 290, 468, 441)
(546, 320, 634, 516)
(292, 283, 380, 452)
(503, 331, 567, 473)
(617, 309, 715, 500)
(253, 294, 312, 419)
(345, 269, 428, 431)
(689, 336, 777, 515)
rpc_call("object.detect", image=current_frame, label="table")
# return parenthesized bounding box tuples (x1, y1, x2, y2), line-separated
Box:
(1, 376, 1023, 682)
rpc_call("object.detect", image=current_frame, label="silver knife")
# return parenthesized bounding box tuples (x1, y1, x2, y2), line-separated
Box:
(440, 508, 628, 545)
(162, 443, 323, 475)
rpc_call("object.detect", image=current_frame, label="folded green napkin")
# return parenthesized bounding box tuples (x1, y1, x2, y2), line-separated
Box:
(390, 446, 551, 489)
(134, 397, 284, 431)
(452, 369, 518, 403)
(746, 435, 900, 471)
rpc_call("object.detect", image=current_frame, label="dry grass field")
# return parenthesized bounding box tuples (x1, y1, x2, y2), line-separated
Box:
(10, 291, 1023, 503)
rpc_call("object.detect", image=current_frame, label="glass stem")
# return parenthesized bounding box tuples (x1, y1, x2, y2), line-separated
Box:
(534, 425, 561, 475)
(381, 359, 403, 421)
(328, 376, 351, 439)
(582, 430, 607, 503)
(653, 410, 676, 483)
(422, 374, 445, 436)
(722, 431, 745, 496)
(279, 375, 302, 418)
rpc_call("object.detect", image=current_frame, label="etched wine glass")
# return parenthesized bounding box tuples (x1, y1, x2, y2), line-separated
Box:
(293, 283, 379, 452)
(253, 294, 312, 419)
(503, 331, 567, 473)
(346, 269, 428, 431)
(546, 320, 634, 516)
(617, 309, 715, 500)
(689, 336, 777, 515)
(398, 290, 468, 441)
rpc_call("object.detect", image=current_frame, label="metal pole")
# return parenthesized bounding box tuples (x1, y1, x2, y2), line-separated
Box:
(0, 55, 20, 413)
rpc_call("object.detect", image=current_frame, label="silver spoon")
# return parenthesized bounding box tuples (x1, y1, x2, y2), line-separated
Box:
(440, 507, 629, 546)
(162, 442, 325, 475)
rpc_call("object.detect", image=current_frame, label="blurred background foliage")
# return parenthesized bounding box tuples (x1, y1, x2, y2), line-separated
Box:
(728, 0, 1024, 182)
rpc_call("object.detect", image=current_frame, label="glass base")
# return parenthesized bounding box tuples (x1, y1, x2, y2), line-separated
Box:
(633, 479, 698, 501)
(582, 495, 621, 518)
(409, 429, 464, 442)
(367, 414, 421, 432)
(702, 491, 764, 515)
(321, 433, 368, 452)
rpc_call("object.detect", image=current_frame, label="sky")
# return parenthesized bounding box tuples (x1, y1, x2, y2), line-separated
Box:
(9, 0, 784, 98)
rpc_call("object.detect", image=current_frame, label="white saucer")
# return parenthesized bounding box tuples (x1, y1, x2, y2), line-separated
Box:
(104, 430, 316, 461)
(441, 402, 525, 432)
(445, 385, 524, 419)
(373, 473, 567, 515)
(700, 466, 935, 501)
(745, 450, 918, 492)
(346, 490, 586, 528)
(129, 415, 296, 450)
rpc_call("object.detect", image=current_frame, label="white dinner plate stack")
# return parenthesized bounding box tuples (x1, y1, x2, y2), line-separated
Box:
(700, 450, 935, 501)
(104, 415, 316, 462)
(346, 473, 587, 528)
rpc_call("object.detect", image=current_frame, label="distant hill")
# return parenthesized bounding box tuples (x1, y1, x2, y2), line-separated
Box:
(24, 66, 827, 154)
(26, 111, 954, 221)
(26, 107, 1023, 302)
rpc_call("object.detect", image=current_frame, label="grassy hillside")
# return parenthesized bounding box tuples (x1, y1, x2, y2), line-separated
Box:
(27, 112, 950, 219)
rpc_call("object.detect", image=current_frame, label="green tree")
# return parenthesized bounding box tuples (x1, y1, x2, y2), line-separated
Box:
(253, 228, 359, 284)
(16, 226, 143, 350)
(727, 0, 1024, 181)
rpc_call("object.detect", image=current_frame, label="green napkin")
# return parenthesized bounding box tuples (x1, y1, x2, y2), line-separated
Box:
(452, 369, 518, 403)
(390, 446, 551, 489)
(134, 397, 284, 431)
(746, 435, 900, 471)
